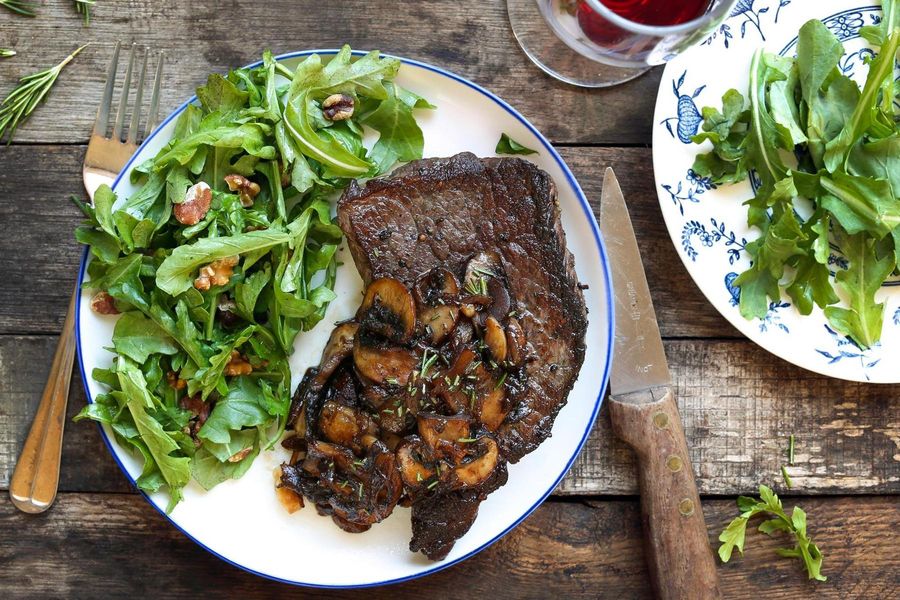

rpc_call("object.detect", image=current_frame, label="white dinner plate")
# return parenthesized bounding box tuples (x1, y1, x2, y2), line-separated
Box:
(653, 0, 898, 382)
(75, 51, 614, 587)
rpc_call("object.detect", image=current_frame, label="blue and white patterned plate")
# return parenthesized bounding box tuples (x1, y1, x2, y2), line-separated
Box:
(653, 0, 898, 383)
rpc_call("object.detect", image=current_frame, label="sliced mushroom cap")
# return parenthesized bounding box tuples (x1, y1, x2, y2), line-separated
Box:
(397, 437, 436, 488)
(452, 436, 500, 488)
(433, 348, 477, 413)
(486, 276, 511, 322)
(414, 268, 460, 345)
(417, 412, 472, 458)
(353, 340, 417, 386)
(476, 381, 507, 431)
(505, 317, 527, 368)
(318, 401, 377, 450)
(483, 316, 507, 363)
(360, 277, 416, 344)
(313, 322, 358, 387)
(464, 251, 503, 292)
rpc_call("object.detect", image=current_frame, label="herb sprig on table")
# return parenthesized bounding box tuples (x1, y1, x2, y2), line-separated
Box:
(75, 47, 433, 510)
(692, 7, 900, 348)
(0, 44, 87, 142)
(718, 485, 826, 581)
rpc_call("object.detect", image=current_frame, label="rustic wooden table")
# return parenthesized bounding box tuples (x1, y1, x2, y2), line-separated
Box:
(1, 2, 898, 598)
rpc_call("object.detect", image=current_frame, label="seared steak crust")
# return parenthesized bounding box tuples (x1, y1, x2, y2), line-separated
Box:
(338, 152, 588, 463)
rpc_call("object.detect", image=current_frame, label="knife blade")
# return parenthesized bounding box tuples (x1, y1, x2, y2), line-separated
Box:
(599, 167, 721, 600)
(599, 167, 670, 396)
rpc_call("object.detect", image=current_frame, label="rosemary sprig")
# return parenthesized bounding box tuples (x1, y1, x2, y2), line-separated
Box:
(0, 44, 88, 142)
(74, 0, 95, 25)
(0, 49, 15, 58)
(0, 0, 36, 17)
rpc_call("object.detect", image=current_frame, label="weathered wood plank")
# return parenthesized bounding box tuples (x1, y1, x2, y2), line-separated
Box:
(0, 145, 733, 338)
(1, 493, 896, 599)
(0, 0, 661, 146)
(3, 336, 897, 496)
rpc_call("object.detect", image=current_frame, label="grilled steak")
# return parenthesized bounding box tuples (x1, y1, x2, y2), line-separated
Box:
(339, 152, 588, 462)
(281, 153, 587, 561)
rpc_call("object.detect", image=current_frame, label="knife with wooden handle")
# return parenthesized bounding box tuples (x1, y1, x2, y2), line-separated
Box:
(599, 168, 721, 599)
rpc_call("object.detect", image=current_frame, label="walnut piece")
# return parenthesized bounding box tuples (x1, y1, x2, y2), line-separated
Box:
(223, 349, 253, 376)
(166, 370, 187, 390)
(194, 255, 239, 291)
(174, 181, 212, 225)
(322, 93, 354, 121)
(224, 174, 260, 208)
(90, 291, 119, 315)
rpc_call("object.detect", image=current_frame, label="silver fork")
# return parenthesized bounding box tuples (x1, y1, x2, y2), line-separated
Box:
(9, 42, 164, 514)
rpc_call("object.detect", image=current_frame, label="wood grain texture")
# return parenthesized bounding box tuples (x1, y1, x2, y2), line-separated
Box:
(3, 336, 897, 496)
(0, 145, 732, 338)
(0, 0, 661, 146)
(0, 493, 896, 599)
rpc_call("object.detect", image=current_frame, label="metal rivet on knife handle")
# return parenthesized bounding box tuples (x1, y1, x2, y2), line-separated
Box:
(653, 411, 669, 429)
(678, 498, 695, 517)
(666, 455, 683, 473)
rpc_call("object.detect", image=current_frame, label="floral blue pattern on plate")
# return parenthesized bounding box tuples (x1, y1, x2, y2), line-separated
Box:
(652, 0, 899, 383)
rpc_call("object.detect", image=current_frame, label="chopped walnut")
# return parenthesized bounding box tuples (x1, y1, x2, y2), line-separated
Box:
(322, 93, 354, 121)
(194, 255, 239, 291)
(90, 291, 119, 315)
(174, 181, 212, 225)
(166, 370, 187, 390)
(224, 174, 261, 208)
(179, 394, 211, 442)
(224, 349, 253, 376)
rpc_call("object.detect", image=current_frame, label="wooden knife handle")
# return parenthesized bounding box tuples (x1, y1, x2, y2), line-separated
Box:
(609, 386, 721, 600)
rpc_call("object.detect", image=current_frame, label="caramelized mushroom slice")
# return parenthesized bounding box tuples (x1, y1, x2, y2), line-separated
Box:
(505, 317, 527, 368)
(313, 322, 358, 387)
(353, 340, 417, 385)
(359, 277, 416, 344)
(453, 436, 501, 488)
(397, 437, 436, 488)
(433, 348, 477, 413)
(483, 316, 507, 363)
(417, 412, 472, 460)
(415, 268, 461, 345)
(476, 383, 507, 432)
(318, 401, 377, 451)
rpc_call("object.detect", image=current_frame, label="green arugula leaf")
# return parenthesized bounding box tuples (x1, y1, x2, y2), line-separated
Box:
(719, 485, 826, 581)
(362, 82, 426, 172)
(198, 376, 270, 444)
(112, 312, 179, 363)
(495, 133, 538, 156)
(156, 229, 290, 296)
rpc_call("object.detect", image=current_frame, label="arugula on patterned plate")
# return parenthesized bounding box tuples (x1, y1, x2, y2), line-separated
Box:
(692, 5, 900, 349)
(74, 46, 433, 511)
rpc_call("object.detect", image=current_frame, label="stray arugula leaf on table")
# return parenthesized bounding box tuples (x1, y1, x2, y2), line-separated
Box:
(495, 133, 538, 155)
(692, 13, 900, 348)
(718, 485, 825, 582)
(0, 49, 16, 58)
(0, 44, 88, 142)
(75, 46, 432, 509)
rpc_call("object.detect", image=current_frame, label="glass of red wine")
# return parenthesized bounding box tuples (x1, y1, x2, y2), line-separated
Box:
(508, 0, 738, 87)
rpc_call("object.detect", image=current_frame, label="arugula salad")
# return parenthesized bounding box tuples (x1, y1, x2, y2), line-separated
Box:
(74, 46, 432, 510)
(693, 7, 900, 348)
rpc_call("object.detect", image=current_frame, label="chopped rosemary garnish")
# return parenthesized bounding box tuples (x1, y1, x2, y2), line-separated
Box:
(0, 0, 36, 17)
(416, 472, 423, 482)
(382, 408, 394, 414)
(358, 482, 364, 499)
(353, 459, 365, 467)
(385, 377, 399, 386)
(74, 0, 94, 24)
(495, 371, 508, 390)
(0, 44, 88, 142)
(420, 349, 439, 380)
(427, 480, 439, 490)
(457, 437, 478, 443)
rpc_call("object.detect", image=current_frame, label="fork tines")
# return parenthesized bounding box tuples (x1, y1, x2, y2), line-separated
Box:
(93, 41, 165, 145)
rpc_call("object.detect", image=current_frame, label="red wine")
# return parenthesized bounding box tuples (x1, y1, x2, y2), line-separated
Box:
(577, 0, 713, 45)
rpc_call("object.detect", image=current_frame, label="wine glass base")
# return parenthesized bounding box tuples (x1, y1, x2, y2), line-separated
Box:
(507, 0, 651, 88)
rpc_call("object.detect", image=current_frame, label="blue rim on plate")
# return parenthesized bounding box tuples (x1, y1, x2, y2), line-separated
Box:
(74, 49, 615, 588)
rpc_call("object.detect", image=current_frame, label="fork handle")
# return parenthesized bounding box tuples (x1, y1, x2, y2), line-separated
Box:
(9, 288, 78, 513)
